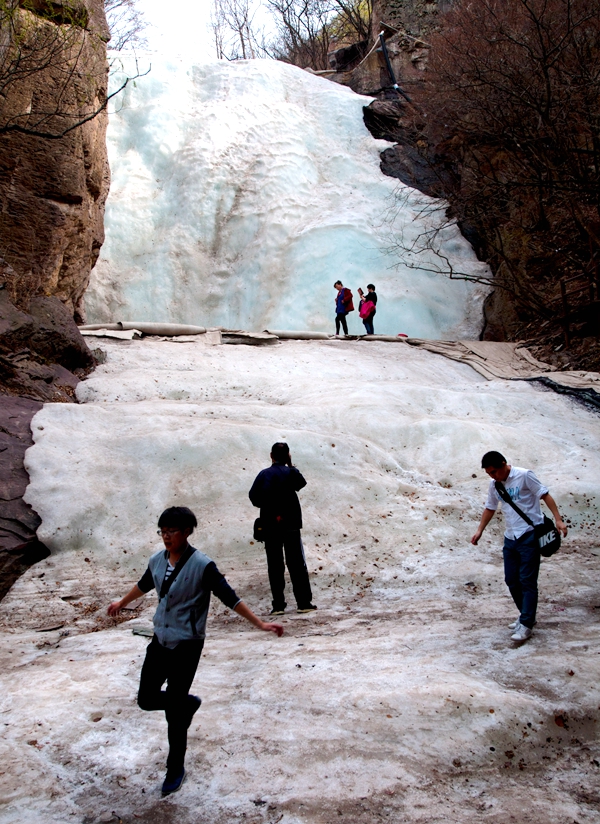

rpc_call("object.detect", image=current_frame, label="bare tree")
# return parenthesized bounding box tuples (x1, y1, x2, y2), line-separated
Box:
(0, 0, 147, 140)
(389, 0, 600, 321)
(265, 0, 332, 69)
(209, 0, 373, 70)
(211, 0, 262, 60)
(105, 0, 147, 52)
(328, 0, 372, 45)
(265, 0, 373, 70)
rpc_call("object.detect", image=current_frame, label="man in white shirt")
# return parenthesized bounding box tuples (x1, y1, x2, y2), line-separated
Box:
(471, 451, 567, 642)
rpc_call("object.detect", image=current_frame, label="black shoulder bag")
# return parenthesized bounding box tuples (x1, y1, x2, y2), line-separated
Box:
(253, 518, 265, 542)
(495, 482, 561, 558)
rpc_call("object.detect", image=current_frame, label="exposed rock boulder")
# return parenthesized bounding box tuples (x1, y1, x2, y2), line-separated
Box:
(481, 290, 521, 342)
(0, 290, 93, 402)
(0, 396, 49, 601)
(28, 295, 95, 371)
(379, 143, 444, 194)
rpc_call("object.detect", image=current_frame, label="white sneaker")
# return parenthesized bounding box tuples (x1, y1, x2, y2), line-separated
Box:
(508, 620, 520, 630)
(511, 624, 532, 642)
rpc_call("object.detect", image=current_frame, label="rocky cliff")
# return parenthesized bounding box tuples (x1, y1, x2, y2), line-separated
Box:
(0, 0, 110, 322)
(0, 0, 109, 596)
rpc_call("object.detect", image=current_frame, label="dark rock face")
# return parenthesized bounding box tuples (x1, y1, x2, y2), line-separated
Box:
(380, 144, 445, 197)
(0, 0, 110, 322)
(363, 99, 449, 197)
(0, 396, 50, 601)
(28, 296, 95, 371)
(377, 0, 452, 37)
(328, 41, 368, 72)
(0, 290, 94, 402)
(481, 291, 520, 342)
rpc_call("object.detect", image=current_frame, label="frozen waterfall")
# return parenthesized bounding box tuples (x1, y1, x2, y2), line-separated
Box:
(87, 59, 488, 338)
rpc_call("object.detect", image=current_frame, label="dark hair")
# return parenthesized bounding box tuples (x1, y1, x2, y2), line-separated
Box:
(481, 451, 507, 469)
(367, 283, 375, 290)
(158, 506, 197, 532)
(271, 442, 290, 463)
(334, 280, 343, 287)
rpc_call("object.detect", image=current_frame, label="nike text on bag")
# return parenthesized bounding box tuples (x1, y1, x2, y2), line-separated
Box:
(534, 516, 561, 557)
(494, 481, 561, 558)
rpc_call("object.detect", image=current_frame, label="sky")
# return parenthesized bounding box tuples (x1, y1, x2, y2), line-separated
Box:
(135, 0, 275, 63)
(138, 0, 216, 61)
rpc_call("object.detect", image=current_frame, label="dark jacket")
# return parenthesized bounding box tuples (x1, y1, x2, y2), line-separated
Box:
(249, 462, 307, 531)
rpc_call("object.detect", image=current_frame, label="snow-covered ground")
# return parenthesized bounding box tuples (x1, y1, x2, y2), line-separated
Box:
(1, 337, 599, 823)
(87, 59, 487, 338)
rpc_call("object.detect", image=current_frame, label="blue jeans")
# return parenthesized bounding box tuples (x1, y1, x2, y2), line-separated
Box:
(362, 318, 374, 335)
(503, 530, 540, 628)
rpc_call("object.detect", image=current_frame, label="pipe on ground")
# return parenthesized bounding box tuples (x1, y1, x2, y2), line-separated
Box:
(79, 322, 206, 336)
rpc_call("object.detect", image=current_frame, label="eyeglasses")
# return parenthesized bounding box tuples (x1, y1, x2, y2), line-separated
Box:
(157, 528, 181, 536)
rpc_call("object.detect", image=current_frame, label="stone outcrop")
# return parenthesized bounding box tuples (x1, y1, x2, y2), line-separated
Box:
(326, 0, 446, 97)
(0, 0, 110, 323)
(0, 290, 95, 401)
(375, 0, 450, 37)
(0, 396, 50, 601)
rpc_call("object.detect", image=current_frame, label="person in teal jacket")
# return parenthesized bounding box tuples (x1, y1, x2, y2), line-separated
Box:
(108, 506, 283, 796)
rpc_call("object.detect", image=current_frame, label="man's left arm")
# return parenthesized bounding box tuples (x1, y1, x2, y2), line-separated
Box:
(234, 601, 283, 636)
(540, 492, 568, 537)
(203, 563, 284, 636)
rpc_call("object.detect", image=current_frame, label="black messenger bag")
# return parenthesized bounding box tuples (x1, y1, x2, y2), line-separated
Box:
(495, 481, 561, 557)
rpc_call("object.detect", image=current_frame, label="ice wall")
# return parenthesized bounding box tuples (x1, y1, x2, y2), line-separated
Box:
(87, 59, 488, 338)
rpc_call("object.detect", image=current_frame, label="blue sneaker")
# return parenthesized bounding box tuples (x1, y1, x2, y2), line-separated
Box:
(162, 768, 185, 796)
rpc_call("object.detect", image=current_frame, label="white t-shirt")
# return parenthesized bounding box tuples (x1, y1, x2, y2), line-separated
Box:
(485, 466, 549, 540)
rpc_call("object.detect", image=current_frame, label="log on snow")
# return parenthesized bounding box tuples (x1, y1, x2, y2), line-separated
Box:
(265, 330, 331, 340)
(79, 322, 206, 336)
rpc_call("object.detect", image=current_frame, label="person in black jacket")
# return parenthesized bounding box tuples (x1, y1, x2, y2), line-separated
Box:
(249, 443, 316, 615)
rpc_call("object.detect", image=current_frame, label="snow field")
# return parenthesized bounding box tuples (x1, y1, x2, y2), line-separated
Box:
(1, 338, 599, 822)
(88, 59, 488, 338)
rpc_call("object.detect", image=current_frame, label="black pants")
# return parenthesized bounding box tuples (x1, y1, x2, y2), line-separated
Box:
(335, 313, 348, 335)
(265, 529, 313, 610)
(138, 636, 204, 772)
